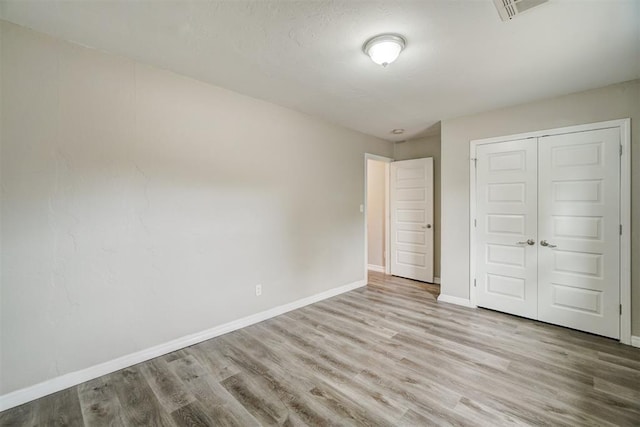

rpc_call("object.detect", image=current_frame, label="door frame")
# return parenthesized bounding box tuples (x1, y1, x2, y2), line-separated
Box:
(364, 153, 393, 279)
(469, 119, 631, 345)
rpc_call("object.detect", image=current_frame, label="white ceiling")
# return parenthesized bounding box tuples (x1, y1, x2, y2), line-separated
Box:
(1, 0, 638, 141)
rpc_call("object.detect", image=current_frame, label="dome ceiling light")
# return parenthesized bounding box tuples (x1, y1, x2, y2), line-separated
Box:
(363, 34, 406, 67)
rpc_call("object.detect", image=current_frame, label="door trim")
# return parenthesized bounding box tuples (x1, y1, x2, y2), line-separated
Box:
(469, 119, 631, 345)
(365, 154, 393, 279)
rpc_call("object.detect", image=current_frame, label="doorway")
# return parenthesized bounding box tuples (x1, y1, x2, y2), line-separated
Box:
(365, 154, 436, 284)
(389, 158, 435, 283)
(365, 155, 391, 276)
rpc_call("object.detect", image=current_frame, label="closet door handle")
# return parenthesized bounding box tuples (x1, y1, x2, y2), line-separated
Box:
(516, 239, 535, 245)
(540, 240, 557, 248)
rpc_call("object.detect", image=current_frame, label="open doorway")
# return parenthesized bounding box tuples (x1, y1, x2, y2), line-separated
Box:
(364, 155, 391, 277)
(365, 152, 439, 287)
(365, 153, 439, 299)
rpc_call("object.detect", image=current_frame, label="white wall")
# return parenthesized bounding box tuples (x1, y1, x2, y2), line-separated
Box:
(394, 135, 441, 279)
(367, 159, 385, 269)
(440, 79, 640, 335)
(0, 21, 393, 396)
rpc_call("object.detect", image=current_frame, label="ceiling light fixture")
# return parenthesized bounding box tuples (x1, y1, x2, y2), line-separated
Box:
(391, 128, 405, 135)
(363, 34, 406, 67)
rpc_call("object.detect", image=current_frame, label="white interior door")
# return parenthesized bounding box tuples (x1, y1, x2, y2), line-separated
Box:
(537, 128, 620, 339)
(475, 139, 538, 318)
(390, 158, 434, 282)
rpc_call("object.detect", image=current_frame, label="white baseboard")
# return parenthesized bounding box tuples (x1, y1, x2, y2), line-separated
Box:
(433, 276, 441, 284)
(631, 336, 640, 348)
(437, 294, 476, 308)
(0, 279, 365, 412)
(367, 264, 385, 273)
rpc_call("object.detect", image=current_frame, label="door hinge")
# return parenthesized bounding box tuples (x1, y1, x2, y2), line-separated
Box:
(620, 145, 623, 156)
(620, 304, 622, 315)
(474, 219, 477, 228)
(474, 278, 477, 287)
(620, 224, 623, 235)
(471, 158, 477, 167)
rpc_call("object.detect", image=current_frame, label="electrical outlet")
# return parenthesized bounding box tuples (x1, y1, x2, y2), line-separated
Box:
(255, 284, 262, 296)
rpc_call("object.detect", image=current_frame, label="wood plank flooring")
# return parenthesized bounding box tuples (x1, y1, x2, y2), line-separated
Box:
(2, 271, 639, 426)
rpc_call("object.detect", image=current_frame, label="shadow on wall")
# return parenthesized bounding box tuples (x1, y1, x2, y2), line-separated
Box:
(1, 19, 391, 396)
(410, 121, 441, 140)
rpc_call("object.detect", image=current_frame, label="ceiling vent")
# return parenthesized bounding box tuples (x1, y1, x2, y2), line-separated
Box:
(493, 0, 549, 21)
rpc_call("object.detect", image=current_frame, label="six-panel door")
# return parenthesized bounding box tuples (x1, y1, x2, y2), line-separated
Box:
(475, 139, 538, 319)
(537, 128, 620, 339)
(474, 128, 621, 339)
(390, 158, 434, 283)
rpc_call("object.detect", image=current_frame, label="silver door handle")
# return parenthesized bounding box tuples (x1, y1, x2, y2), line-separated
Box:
(540, 240, 557, 248)
(516, 239, 535, 245)
(421, 224, 432, 229)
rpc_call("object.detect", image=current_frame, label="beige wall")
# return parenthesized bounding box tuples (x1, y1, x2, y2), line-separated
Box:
(367, 160, 386, 268)
(440, 79, 640, 336)
(394, 135, 442, 279)
(0, 21, 393, 395)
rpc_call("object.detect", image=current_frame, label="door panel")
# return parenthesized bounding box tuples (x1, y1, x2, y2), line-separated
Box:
(390, 158, 434, 282)
(538, 128, 620, 339)
(476, 139, 538, 318)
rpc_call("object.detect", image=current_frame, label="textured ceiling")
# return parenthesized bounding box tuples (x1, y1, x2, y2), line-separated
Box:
(1, 0, 639, 141)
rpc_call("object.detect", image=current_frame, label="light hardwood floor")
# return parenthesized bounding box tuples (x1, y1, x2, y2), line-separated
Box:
(1, 271, 639, 426)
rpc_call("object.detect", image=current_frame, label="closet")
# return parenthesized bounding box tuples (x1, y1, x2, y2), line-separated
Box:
(473, 125, 623, 339)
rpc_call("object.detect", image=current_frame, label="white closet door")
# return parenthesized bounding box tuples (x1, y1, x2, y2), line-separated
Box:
(475, 139, 538, 318)
(538, 128, 620, 339)
(390, 158, 434, 282)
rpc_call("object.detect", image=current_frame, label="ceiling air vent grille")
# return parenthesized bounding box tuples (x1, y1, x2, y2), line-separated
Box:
(493, 0, 549, 21)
